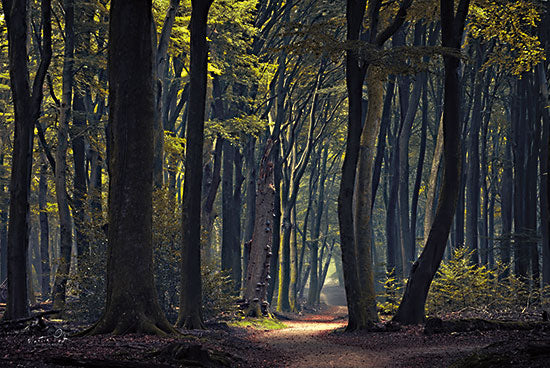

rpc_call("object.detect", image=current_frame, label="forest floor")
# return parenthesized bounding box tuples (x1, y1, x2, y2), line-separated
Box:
(1, 300, 550, 367)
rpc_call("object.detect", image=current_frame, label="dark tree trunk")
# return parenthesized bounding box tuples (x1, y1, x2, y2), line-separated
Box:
(84, 0, 175, 335)
(38, 160, 50, 299)
(500, 132, 513, 275)
(52, 0, 75, 312)
(176, 0, 213, 329)
(410, 75, 428, 257)
(537, 63, 550, 285)
(72, 92, 88, 260)
(465, 46, 483, 264)
(393, 0, 469, 324)
(3, 0, 52, 320)
(201, 138, 222, 264)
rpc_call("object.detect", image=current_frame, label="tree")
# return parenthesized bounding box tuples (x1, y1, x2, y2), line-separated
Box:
(176, 0, 214, 330)
(83, 0, 175, 335)
(2, 0, 52, 320)
(339, 0, 410, 331)
(393, 0, 470, 325)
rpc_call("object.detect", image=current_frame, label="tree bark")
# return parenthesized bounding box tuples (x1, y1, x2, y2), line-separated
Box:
(243, 140, 275, 317)
(176, 0, 214, 329)
(52, 0, 75, 312)
(38, 159, 50, 300)
(393, 0, 469, 324)
(83, 0, 175, 335)
(3, 0, 52, 320)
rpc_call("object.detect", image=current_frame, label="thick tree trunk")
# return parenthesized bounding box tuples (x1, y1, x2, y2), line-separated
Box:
(52, 0, 75, 312)
(393, 0, 469, 324)
(84, 0, 175, 336)
(176, 0, 213, 329)
(242, 137, 256, 273)
(3, 0, 52, 320)
(243, 140, 275, 317)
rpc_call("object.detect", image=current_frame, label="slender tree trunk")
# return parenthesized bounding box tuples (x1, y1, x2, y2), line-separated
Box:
(466, 46, 483, 264)
(177, 0, 214, 329)
(501, 132, 513, 275)
(393, 0, 469, 324)
(3, 0, 52, 320)
(537, 63, 550, 286)
(38, 159, 50, 300)
(52, 0, 75, 312)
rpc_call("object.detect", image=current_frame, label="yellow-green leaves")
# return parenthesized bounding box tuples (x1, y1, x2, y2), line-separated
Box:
(469, 0, 545, 75)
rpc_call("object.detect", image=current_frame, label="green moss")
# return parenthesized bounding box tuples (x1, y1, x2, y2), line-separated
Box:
(228, 317, 287, 330)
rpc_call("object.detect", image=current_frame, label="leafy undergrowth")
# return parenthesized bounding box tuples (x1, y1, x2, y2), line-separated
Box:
(228, 317, 287, 330)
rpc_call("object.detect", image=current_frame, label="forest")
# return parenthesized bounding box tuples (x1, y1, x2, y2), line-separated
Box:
(1, 0, 550, 367)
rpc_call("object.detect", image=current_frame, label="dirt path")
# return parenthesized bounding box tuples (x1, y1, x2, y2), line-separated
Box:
(254, 311, 389, 367)
(248, 306, 505, 368)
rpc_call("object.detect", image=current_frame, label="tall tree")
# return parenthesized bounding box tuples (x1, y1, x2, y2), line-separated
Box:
(83, 0, 175, 335)
(2, 0, 52, 320)
(340, 0, 410, 330)
(176, 0, 214, 330)
(393, 0, 470, 325)
(52, 0, 75, 312)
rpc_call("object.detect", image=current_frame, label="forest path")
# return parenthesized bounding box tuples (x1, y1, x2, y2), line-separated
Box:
(248, 305, 490, 368)
(250, 306, 389, 368)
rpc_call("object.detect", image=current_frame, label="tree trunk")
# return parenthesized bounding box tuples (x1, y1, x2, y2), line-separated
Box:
(84, 0, 175, 336)
(465, 46, 483, 264)
(243, 140, 275, 317)
(393, 0, 469, 324)
(353, 66, 384, 325)
(52, 0, 75, 312)
(3, 0, 52, 320)
(500, 131, 513, 275)
(176, 0, 214, 329)
(38, 159, 50, 300)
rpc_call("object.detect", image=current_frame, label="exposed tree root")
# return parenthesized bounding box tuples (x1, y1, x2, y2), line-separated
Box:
(78, 311, 178, 336)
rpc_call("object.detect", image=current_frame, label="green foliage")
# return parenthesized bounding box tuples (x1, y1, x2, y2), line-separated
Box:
(68, 188, 238, 323)
(152, 187, 238, 322)
(377, 269, 404, 315)
(426, 246, 550, 317)
(228, 317, 286, 330)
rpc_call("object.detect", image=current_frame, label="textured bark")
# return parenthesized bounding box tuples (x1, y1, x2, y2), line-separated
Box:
(242, 137, 257, 273)
(537, 63, 550, 285)
(84, 0, 175, 336)
(201, 138, 222, 263)
(500, 134, 513, 275)
(52, 0, 75, 312)
(243, 140, 275, 317)
(424, 112, 444, 245)
(398, 69, 425, 270)
(393, 0, 469, 324)
(38, 160, 50, 299)
(3, 0, 52, 320)
(465, 47, 483, 265)
(176, 0, 213, 329)
(353, 67, 384, 325)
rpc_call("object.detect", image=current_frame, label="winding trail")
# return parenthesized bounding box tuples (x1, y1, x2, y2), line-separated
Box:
(256, 308, 390, 368)
(248, 304, 494, 368)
